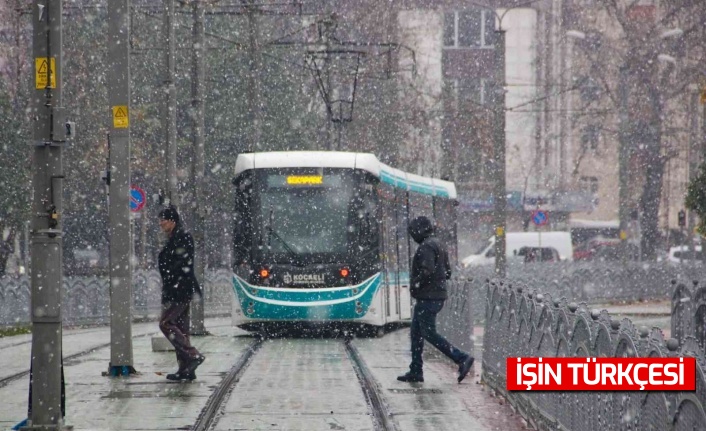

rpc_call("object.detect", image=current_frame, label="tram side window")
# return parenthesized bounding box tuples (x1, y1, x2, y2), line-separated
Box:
(396, 188, 410, 279)
(380, 184, 398, 274)
(359, 180, 380, 251)
(434, 197, 458, 266)
(409, 192, 434, 221)
(233, 176, 253, 266)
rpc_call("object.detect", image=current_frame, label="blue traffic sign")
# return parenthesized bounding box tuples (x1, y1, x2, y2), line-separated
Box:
(531, 209, 548, 226)
(130, 185, 146, 212)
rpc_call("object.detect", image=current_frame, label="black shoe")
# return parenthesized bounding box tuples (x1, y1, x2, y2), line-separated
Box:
(397, 373, 424, 383)
(458, 356, 474, 383)
(185, 355, 206, 373)
(166, 371, 196, 381)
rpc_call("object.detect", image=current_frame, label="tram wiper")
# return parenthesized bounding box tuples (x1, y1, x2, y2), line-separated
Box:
(265, 208, 298, 258)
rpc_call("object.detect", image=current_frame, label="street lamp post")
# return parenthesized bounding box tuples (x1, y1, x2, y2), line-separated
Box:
(618, 65, 630, 260)
(469, 0, 541, 278)
(493, 28, 507, 278)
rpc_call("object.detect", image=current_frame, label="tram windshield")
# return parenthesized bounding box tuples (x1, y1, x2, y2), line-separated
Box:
(236, 168, 376, 265)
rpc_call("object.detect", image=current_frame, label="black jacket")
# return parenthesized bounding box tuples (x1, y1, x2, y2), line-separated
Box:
(409, 218, 451, 300)
(158, 226, 202, 304)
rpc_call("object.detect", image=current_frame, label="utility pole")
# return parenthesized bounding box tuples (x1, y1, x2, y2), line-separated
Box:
(25, 0, 70, 428)
(323, 22, 334, 151)
(246, 0, 262, 152)
(493, 28, 507, 278)
(106, 0, 135, 376)
(164, 0, 178, 205)
(190, 0, 208, 335)
(152, 0, 179, 353)
(618, 65, 630, 261)
(687, 89, 699, 266)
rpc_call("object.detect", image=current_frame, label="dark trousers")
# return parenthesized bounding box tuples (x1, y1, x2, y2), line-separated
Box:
(159, 302, 201, 372)
(409, 299, 467, 375)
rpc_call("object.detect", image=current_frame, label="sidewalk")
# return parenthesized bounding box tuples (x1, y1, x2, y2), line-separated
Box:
(0, 319, 527, 431)
(590, 299, 671, 316)
(589, 299, 671, 336)
(1, 318, 244, 430)
(355, 329, 527, 431)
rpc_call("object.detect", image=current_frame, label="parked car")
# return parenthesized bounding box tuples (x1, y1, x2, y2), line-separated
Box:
(572, 236, 643, 261)
(518, 246, 561, 263)
(668, 245, 703, 264)
(461, 231, 573, 267)
(68, 247, 108, 275)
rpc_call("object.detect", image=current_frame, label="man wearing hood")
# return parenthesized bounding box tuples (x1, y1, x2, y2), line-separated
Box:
(398, 216, 474, 383)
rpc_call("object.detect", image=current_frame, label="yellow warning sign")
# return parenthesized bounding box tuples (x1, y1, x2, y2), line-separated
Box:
(112, 106, 129, 129)
(35, 57, 56, 89)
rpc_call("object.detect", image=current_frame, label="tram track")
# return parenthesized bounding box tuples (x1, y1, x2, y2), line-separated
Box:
(0, 341, 114, 389)
(345, 339, 398, 431)
(0, 327, 111, 351)
(0, 323, 235, 389)
(191, 337, 264, 431)
(191, 336, 397, 431)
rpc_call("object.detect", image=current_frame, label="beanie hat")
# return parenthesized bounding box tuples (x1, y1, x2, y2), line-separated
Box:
(158, 206, 180, 223)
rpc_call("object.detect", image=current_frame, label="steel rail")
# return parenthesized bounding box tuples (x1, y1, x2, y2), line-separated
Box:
(191, 337, 264, 431)
(345, 340, 398, 431)
(0, 341, 114, 389)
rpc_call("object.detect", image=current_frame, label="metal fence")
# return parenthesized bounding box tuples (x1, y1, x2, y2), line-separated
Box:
(481, 279, 706, 431)
(671, 281, 706, 357)
(437, 276, 474, 354)
(0, 269, 234, 327)
(464, 262, 706, 323)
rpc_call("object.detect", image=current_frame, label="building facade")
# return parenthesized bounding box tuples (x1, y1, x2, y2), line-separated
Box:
(553, 0, 705, 251)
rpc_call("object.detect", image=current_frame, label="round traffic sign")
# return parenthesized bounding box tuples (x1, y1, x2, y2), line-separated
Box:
(531, 209, 548, 226)
(130, 185, 146, 212)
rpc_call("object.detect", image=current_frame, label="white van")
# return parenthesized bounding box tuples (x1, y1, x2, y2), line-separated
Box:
(461, 231, 573, 267)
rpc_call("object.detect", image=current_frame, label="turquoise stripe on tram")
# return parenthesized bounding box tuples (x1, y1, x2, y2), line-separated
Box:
(384, 271, 410, 285)
(379, 170, 450, 197)
(232, 273, 382, 320)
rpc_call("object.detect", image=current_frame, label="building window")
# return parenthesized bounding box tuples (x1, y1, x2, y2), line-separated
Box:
(444, 10, 495, 48)
(578, 76, 601, 103)
(444, 78, 492, 108)
(581, 124, 600, 150)
(579, 176, 599, 194)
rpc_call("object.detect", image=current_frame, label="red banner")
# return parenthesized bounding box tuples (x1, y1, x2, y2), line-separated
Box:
(506, 357, 696, 391)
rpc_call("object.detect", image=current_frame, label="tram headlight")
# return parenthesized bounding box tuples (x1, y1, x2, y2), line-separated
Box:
(339, 267, 350, 278)
(259, 268, 270, 279)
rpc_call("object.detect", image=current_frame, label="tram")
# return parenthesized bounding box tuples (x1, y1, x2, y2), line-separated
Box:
(230, 151, 458, 333)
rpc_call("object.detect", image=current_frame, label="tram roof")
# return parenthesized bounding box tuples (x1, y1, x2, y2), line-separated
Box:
(234, 151, 457, 199)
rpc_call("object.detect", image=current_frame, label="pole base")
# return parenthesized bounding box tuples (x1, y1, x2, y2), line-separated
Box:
(151, 336, 176, 352)
(102, 365, 138, 377)
(18, 420, 73, 431)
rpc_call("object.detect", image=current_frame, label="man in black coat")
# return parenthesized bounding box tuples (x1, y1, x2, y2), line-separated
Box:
(397, 216, 474, 383)
(157, 206, 205, 381)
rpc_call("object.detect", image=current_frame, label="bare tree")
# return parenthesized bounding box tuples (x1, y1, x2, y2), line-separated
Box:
(0, 0, 31, 275)
(563, 0, 706, 258)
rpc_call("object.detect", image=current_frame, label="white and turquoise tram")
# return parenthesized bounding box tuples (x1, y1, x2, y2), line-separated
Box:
(230, 151, 458, 334)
